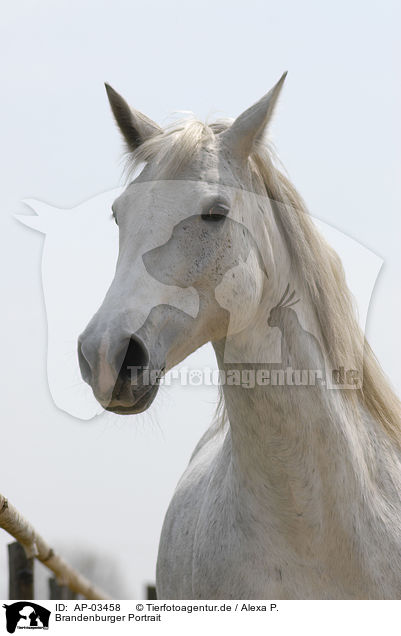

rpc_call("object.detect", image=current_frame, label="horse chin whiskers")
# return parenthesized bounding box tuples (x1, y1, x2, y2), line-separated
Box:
(103, 383, 159, 415)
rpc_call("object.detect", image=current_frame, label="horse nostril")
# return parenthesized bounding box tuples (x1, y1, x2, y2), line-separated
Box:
(78, 340, 92, 384)
(117, 335, 149, 383)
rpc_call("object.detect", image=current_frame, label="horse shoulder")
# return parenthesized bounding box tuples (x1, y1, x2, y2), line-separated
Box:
(156, 421, 227, 598)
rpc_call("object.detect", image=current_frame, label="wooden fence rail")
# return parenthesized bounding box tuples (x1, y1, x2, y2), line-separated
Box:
(0, 493, 109, 600)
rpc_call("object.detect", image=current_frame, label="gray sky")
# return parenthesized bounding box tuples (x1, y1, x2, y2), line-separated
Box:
(0, 0, 400, 598)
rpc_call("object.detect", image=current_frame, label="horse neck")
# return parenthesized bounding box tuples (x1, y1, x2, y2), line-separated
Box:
(211, 275, 401, 532)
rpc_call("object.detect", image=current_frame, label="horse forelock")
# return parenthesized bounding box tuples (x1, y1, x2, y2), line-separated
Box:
(123, 117, 231, 181)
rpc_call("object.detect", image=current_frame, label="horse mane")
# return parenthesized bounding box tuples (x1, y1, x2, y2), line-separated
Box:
(126, 116, 401, 444)
(253, 147, 401, 444)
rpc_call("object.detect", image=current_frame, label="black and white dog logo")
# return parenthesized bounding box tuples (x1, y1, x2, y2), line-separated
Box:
(2, 602, 50, 633)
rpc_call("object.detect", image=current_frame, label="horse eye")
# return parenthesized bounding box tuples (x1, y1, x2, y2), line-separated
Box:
(201, 203, 229, 222)
(111, 209, 118, 225)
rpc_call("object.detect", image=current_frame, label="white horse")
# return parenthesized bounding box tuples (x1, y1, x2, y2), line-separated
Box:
(78, 75, 401, 599)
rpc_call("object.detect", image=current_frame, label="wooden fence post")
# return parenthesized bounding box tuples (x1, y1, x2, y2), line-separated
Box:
(1, 492, 110, 600)
(146, 584, 157, 600)
(49, 577, 78, 600)
(8, 542, 34, 600)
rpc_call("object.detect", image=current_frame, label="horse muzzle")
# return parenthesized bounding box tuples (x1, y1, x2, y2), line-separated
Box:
(78, 331, 163, 414)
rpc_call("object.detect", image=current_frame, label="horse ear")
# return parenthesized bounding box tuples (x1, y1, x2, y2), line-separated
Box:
(105, 84, 162, 151)
(220, 72, 287, 159)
